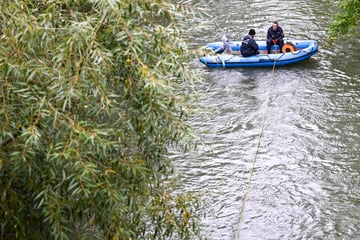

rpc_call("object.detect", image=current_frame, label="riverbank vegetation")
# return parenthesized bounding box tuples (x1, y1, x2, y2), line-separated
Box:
(328, 0, 360, 40)
(0, 0, 204, 239)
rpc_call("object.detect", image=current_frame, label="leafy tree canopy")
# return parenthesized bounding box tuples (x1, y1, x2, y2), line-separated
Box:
(0, 0, 204, 239)
(328, 0, 360, 40)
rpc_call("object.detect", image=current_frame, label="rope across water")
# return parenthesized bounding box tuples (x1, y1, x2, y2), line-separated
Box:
(235, 55, 277, 240)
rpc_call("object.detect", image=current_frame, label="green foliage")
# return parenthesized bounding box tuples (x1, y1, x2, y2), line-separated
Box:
(328, 0, 360, 41)
(0, 0, 203, 239)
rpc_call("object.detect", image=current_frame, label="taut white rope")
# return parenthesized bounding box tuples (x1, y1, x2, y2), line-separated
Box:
(235, 55, 278, 240)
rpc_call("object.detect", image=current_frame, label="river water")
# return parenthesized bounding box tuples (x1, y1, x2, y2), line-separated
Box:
(173, 0, 360, 239)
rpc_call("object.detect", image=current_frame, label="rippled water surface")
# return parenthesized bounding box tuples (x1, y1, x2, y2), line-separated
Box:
(174, 0, 360, 239)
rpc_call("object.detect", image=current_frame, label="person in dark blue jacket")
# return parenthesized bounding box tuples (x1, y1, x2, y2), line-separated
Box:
(240, 29, 259, 57)
(266, 21, 284, 54)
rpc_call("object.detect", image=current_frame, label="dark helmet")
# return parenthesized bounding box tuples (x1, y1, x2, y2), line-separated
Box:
(249, 29, 256, 36)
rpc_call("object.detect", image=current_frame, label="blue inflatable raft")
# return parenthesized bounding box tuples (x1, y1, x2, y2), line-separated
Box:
(199, 40, 318, 68)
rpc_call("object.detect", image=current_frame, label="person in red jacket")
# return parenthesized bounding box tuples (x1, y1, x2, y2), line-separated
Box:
(266, 21, 284, 54)
(240, 29, 259, 57)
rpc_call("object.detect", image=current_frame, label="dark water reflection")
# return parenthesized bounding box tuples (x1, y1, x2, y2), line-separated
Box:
(173, 0, 360, 239)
